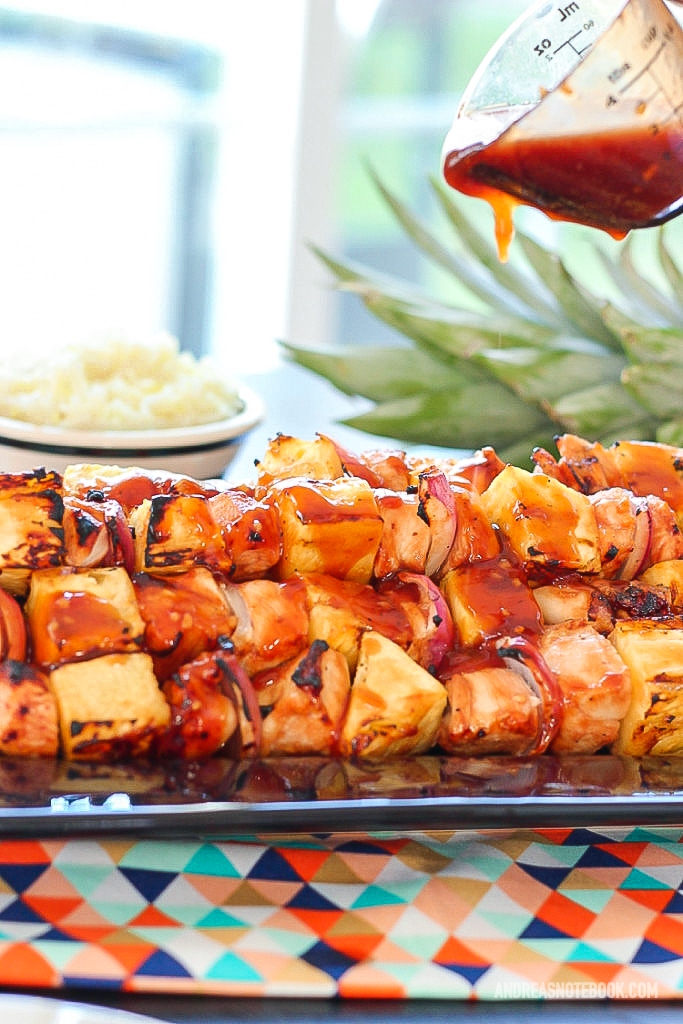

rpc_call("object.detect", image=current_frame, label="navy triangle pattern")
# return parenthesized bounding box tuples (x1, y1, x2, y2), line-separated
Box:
(442, 963, 490, 986)
(559, 829, 610, 847)
(120, 868, 177, 903)
(37, 925, 83, 943)
(632, 938, 683, 964)
(248, 847, 304, 882)
(301, 939, 358, 980)
(286, 884, 342, 912)
(0, 899, 48, 924)
(575, 845, 633, 869)
(334, 839, 392, 856)
(135, 948, 194, 978)
(0, 863, 49, 892)
(662, 890, 683, 914)
(517, 863, 574, 889)
(519, 917, 573, 940)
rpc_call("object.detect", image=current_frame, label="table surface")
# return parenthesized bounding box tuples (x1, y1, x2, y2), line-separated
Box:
(7, 991, 683, 1024)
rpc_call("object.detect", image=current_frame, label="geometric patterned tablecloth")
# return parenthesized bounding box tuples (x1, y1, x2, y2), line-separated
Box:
(2, 827, 683, 999)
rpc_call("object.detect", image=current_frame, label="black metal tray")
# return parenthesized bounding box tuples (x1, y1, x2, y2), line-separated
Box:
(0, 753, 683, 837)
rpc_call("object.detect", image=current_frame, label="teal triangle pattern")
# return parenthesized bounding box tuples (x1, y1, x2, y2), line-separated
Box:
(205, 950, 264, 982)
(620, 869, 672, 891)
(183, 845, 243, 878)
(351, 884, 409, 909)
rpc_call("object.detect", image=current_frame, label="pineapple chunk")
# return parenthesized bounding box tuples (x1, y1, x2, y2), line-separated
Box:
(129, 493, 227, 574)
(611, 619, 683, 756)
(26, 566, 146, 668)
(338, 631, 446, 762)
(480, 465, 601, 573)
(255, 433, 344, 486)
(0, 469, 64, 569)
(533, 579, 599, 628)
(640, 560, 683, 609)
(441, 556, 541, 647)
(267, 476, 383, 583)
(49, 652, 170, 760)
(300, 573, 413, 672)
(609, 440, 683, 524)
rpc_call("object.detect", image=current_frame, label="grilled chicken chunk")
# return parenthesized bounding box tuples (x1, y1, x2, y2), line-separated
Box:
(537, 622, 632, 754)
(209, 489, 282, 581)
(0, 660, 58, 757)
(372, 488, 431, 578)
(156, 647, 240, 760)
(438, 653, 541, 756)
(222, 577, 310, 675)
(133, 566, 237, 681)
(254, 640, 350, 757)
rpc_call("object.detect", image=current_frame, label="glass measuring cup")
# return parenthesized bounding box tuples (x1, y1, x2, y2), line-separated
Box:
(442, 0, 683, 259)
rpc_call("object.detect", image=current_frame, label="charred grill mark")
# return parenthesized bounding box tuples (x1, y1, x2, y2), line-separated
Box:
(292, 639, 329, 692)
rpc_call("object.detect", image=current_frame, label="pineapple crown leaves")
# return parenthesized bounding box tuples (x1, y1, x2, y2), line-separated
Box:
(281, 169, 683, 465)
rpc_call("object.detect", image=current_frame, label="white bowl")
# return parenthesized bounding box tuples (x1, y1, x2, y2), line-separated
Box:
(0, 382, 265, 480)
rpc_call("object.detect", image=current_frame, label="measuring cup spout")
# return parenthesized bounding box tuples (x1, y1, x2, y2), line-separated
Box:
(442, 0, 683, 259)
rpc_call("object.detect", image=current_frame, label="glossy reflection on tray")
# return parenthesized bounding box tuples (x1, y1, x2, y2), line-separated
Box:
(1, 754, 683, 836)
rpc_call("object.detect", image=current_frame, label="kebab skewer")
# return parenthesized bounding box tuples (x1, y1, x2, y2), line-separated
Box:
(0, 431, 681, 764)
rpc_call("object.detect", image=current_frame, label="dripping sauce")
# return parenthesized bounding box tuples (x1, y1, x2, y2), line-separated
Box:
(443, 119, 683, 261)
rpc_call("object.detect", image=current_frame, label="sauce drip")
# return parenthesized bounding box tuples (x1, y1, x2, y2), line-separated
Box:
(444, 120, 683, 261)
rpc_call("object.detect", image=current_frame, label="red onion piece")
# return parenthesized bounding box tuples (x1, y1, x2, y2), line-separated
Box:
(418, 469, 457, 578)
(495, 634, 564, 755)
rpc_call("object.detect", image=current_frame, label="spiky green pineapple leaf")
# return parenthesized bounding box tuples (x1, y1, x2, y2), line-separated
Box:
(593, 235, 683, 323)
(473, 344, 626, 405)
(311, 245, 432, 307)
(366, 167, 551, 322)
(545, 381, 656, 440)
(515, 233, 622, 350)
(621, 362, 683, 420)
(429, 177, 568, 327)
(278, 341, 464, 402)
(608, 234, 682, 323)
(601, 305, 683, 366)
(282, 170, 683, 464)
(338, 386, 551, 451)
(357, 290, 557, 359)
(657, 231, 683, 314)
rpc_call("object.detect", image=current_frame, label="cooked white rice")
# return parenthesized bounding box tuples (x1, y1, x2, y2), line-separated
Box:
(0, 333, 243, 430)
